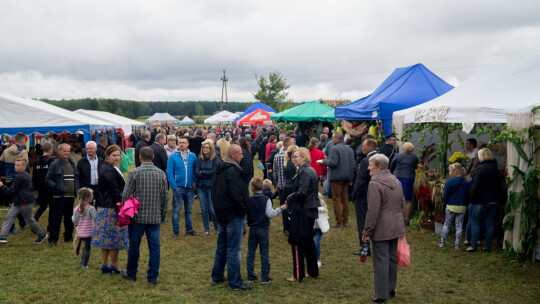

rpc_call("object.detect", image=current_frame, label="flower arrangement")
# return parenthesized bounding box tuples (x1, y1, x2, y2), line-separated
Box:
(448, 152, 471, 168)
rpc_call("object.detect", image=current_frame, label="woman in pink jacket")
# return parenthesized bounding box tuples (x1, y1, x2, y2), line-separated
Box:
(362, 154, 407, 303)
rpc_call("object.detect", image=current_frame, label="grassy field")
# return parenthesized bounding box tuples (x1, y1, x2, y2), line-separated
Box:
(1, 162, 539, 304)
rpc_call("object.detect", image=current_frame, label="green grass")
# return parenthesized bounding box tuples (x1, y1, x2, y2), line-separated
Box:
(0, 161, 539, 304)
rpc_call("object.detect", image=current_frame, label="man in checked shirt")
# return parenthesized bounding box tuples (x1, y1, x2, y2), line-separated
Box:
(121, 146, 169, 285)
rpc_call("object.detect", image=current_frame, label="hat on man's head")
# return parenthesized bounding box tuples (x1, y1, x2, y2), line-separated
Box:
(385, 133, 396, 140)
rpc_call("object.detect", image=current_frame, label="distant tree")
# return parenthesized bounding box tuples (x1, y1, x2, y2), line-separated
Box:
(195, 105, 204, 117)
(89, 99, 99, 110)
(114, 108, 125, 117)
(253, 71, 292, 111)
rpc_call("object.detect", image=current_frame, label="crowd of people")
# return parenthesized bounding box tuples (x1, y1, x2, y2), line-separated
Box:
(0, 124, 506, 302)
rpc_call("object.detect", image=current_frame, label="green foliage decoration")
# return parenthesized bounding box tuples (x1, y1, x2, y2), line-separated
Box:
(495, 127, 540, 262)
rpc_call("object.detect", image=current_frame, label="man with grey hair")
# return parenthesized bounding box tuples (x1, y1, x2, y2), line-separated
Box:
(151, 133, 168, 173)
(135, 130, 151, 167)
(76, 141, 103, 194)
(319, 131, 355, 227)
(45, 143, 79, 246)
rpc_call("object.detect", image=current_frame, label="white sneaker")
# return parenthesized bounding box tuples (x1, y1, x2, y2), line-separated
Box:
(317, 260, 322, 267)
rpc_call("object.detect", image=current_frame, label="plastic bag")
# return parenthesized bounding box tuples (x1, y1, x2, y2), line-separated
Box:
(120, 152, 129, 173)
(397, 236, 410, 267)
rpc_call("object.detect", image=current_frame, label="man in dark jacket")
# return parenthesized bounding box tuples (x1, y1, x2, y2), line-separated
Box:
(45, 143, 79, 247)
(97, 137, 107, 160)
(150, 134, 168, 173)
(211, 144, 252, 291)
(351, 139, 377, 255)
(134, 130, 151, 167)
(378, 133, 397, 165)
(320, 131, 355, 227)
(33, 142, 56, 226)
(189, 129, 205, 157)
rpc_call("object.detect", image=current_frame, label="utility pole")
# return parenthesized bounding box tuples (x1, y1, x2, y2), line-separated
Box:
(220, 70, 229, 111)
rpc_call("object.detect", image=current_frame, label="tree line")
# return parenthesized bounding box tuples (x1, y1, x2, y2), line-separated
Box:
(40, 98, 253, 119)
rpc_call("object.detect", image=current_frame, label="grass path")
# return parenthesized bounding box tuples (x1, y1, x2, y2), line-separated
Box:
(0, 162, 538, 303)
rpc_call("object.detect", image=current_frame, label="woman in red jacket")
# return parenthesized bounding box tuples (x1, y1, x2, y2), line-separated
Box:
(264, 135, 277, 163)
(308, 138, 326, 180)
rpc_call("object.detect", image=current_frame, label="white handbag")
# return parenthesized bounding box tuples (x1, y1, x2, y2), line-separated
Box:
(316, 209, 330, 233)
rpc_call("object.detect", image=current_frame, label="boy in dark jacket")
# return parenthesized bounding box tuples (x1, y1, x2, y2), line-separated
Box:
(0, 158, 48, 244)
(33, 142, 55, 226)
(246, 177, 287, 284)
(261, 179, 278, 202)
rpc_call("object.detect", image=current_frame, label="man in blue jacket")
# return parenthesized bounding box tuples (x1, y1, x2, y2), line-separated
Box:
(167, 136, 198, 237)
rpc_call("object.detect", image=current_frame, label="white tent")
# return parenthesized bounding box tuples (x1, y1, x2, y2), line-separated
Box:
(145, 112, 180, 125)
(204, 110, 239, 124)
(180, 116, 195, 125)
(74, 109, 144, 135)
(393, 56, 540, 130)
(392, 56, 540, 254)
(0, 94, 115, 142)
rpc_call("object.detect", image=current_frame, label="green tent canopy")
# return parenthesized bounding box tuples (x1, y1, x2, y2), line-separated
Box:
(270, 101, 335, 122)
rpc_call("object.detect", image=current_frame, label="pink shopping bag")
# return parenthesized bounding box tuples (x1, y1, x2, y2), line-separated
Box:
(397, 236, 410, 267)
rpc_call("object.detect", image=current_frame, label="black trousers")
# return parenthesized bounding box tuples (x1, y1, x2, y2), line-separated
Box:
(34, 190, 52, 228)
(290, 237, 319, 280)
(49, 197, 75, 242)
(81, 237, 92, 267)
(354, 196, 368, 246)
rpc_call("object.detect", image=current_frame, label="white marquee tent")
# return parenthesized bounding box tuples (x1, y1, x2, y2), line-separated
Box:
(146, 112, 180, 125)
(204, 110, 239, 124)
(393, 56, 540, 132)
(392, 56, 540, 254)
(180, 116, 195, 125)
(0, 94, 115, 142)
(74, 109, 144, 135)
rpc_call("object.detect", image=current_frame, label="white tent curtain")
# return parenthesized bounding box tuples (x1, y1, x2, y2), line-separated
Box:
(392, 114, 404, 150)
(504, 112, 533, 252)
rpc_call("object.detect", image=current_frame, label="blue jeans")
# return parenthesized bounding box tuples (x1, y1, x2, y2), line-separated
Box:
(198, 187, 218, 233)
(246, 227, 270, 281)
(465, 204, 475, 242)
(127, 221, 161, 282)
(471, 203, 498, 250)
(314, 229, 323, 261)
(172, 187, 194, 232)
(211, 217, 245, 289)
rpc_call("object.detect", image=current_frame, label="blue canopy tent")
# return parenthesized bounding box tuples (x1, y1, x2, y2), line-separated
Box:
(0, 94, 115, 144)
(233, 102, 276, 125)
(334, 95, 370, 120)
(334, 64, 454, 134)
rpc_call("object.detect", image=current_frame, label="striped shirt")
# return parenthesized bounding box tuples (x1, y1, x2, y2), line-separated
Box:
(121, 162, 169, 224)
(72, 205, 97, 238)
(273, 149, 286, 190)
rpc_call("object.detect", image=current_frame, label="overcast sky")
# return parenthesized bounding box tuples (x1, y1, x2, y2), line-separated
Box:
(1, 1, 539, 103)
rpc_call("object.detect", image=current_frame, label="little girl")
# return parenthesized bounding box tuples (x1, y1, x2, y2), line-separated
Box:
(72, 188, 97, 269)
(314, 193, 329, 267)
(440, 163, 470, 250)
